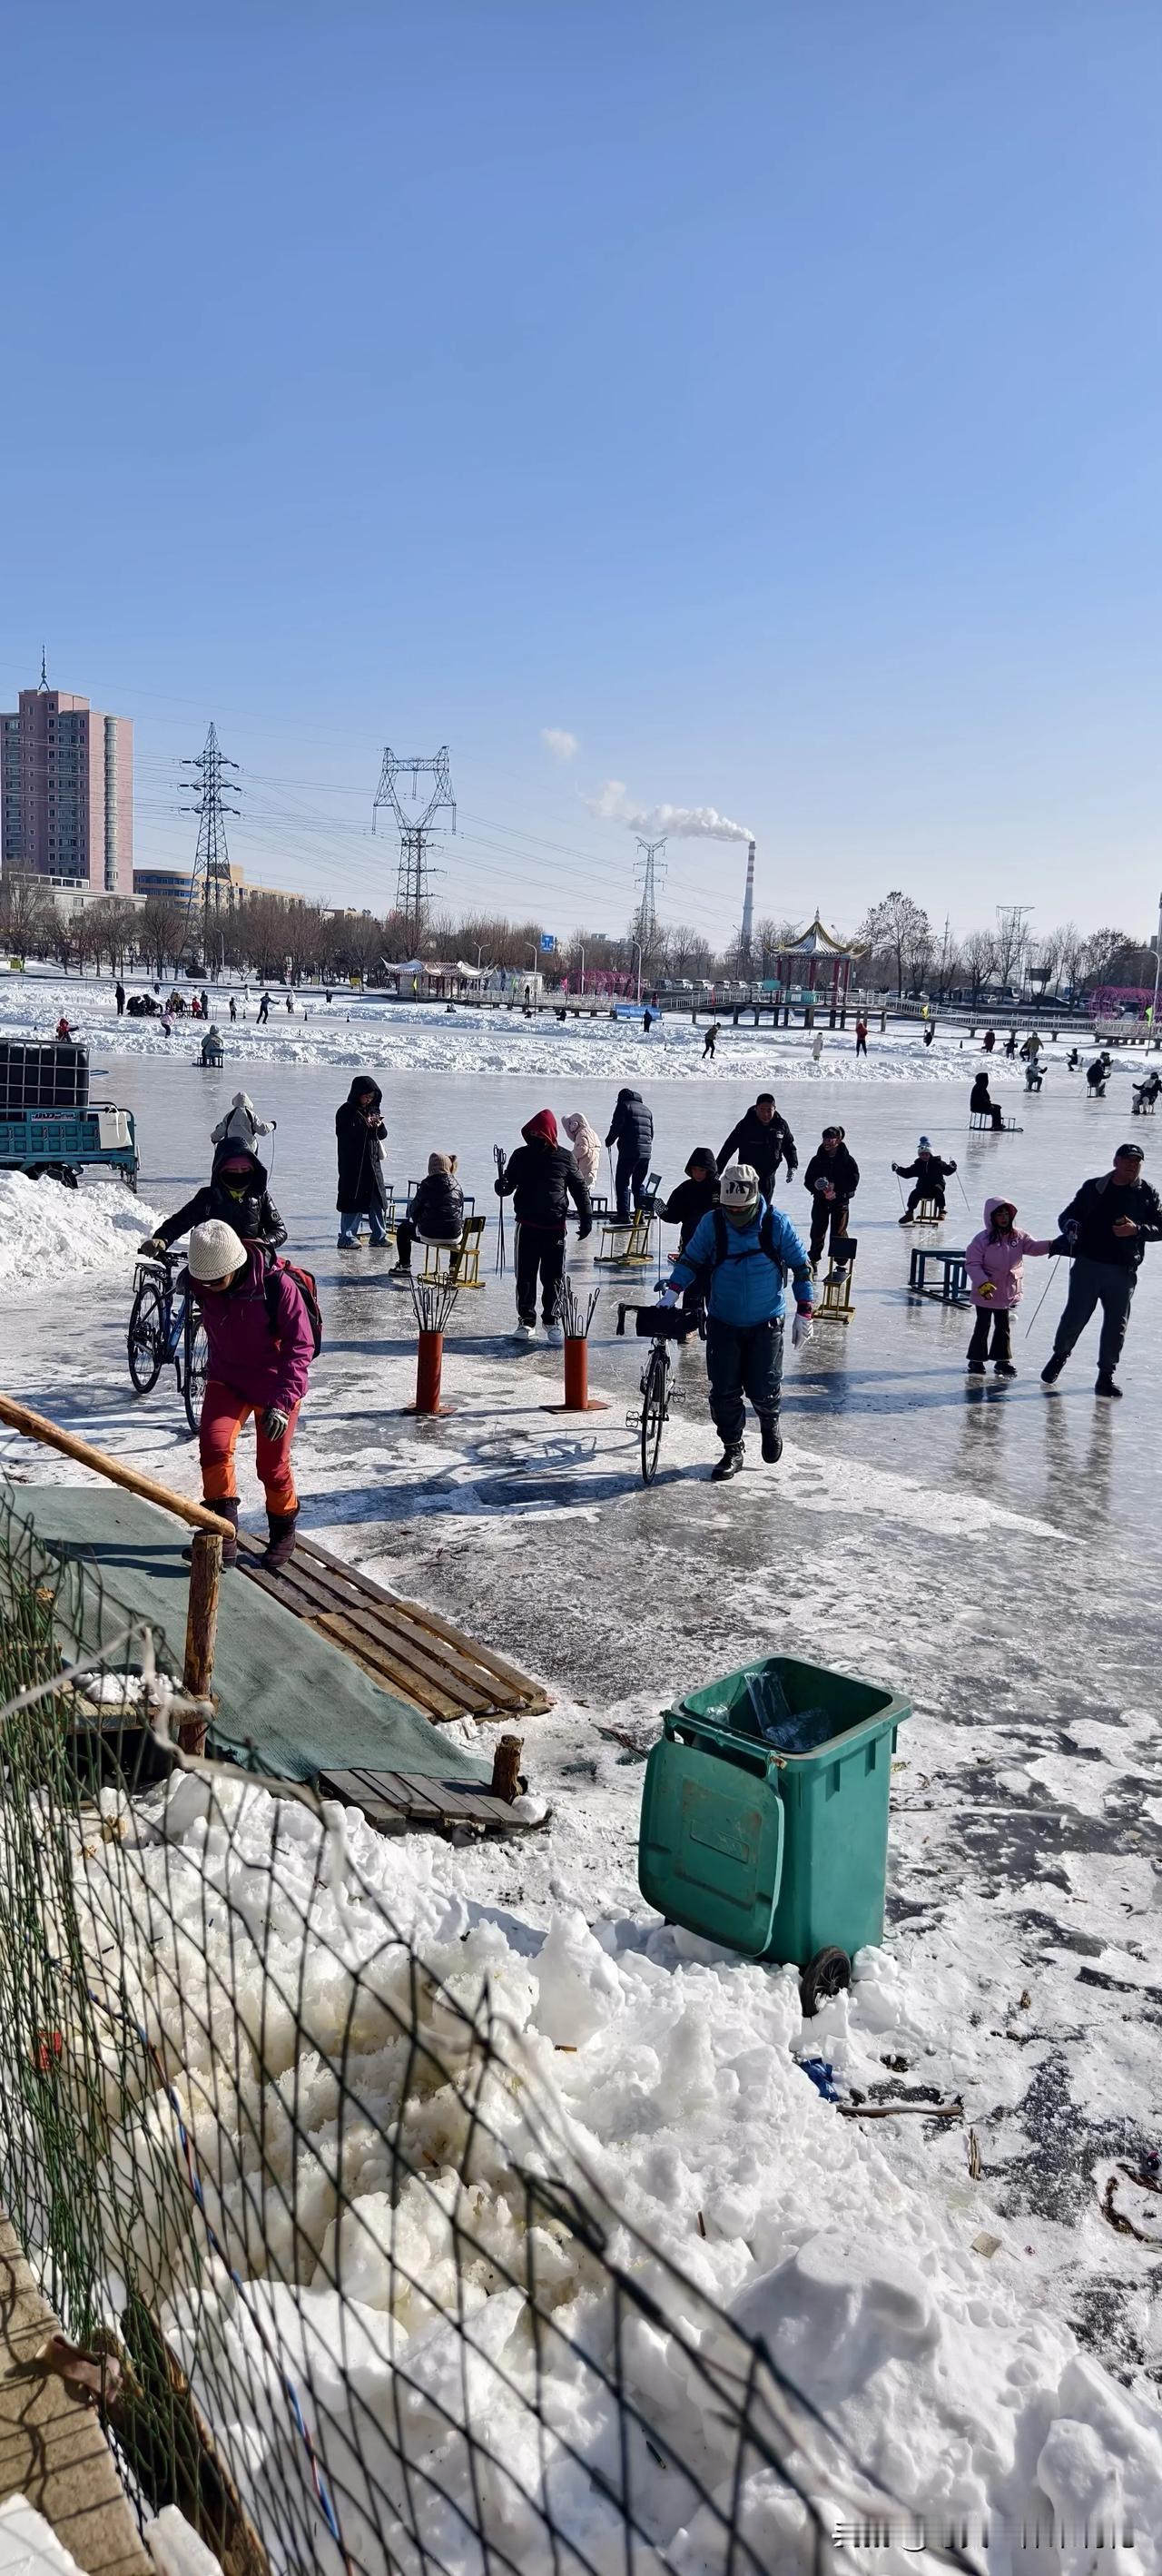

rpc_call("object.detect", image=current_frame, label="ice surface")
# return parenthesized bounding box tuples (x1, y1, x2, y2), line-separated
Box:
(2, 1015, 1161, 2554)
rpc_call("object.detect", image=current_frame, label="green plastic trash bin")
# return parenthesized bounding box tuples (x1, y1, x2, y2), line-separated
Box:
(638, 1654, 911, 1972)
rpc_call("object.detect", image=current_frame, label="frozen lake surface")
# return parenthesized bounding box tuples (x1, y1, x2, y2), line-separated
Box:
(3, 1044, 1161, 2410)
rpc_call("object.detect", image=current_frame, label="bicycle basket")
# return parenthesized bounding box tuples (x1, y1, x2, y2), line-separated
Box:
(634, 1307, 697, 1341)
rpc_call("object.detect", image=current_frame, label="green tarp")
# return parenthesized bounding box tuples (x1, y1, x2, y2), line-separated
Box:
(12, 1486, 489, 1787)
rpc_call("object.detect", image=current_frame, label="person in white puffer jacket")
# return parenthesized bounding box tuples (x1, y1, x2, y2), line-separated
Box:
(211, 1091, 276, 1150)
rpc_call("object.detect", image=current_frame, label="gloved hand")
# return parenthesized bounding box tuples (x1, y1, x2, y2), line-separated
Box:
(657, 1286, 679, 1308)
(792, 1308, 814, 1348)
(261, 1406, 290, 1441)
(577, 1223, 593, 1242)
(139, 1236, 166, 1257)
(978, 1282, 996, 1299)
(891, 1163, 901, 1174)
(947, 1160, 957, 1172)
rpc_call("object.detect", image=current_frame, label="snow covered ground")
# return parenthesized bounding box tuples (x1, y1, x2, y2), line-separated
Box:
(3, 1050, 1161, 2562)
(0, 967, 1121, 1085)
(0, 1172, 161, 1292)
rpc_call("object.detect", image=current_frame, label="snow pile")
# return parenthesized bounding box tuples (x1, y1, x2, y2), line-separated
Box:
(49, 1770, 1162, 2572)
(0, 1174, 162, 1295)
(0, 972, 1092, 1084)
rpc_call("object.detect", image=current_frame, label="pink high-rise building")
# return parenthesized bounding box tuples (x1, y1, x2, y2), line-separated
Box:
(0, 680, 133, 893)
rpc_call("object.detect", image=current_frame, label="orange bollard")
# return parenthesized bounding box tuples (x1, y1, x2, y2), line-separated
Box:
(403, 1328, 456, 1416)
(542, 1336, 609, 1414)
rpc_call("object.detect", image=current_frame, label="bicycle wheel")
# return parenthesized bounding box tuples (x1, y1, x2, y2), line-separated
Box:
(127, 1279, 165, 1393)
(639, 1345, 667, 1485)
(181, 1299, 210, 1436)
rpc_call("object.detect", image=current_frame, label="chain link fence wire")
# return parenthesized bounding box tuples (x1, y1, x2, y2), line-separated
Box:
(0, 1479, 965, 2576)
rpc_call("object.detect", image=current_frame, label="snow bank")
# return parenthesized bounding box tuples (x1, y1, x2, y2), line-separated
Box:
(54, 1771, 1162, 2573)
(0, 1174, 162, 1295)
(0, 973, 1092, 1085)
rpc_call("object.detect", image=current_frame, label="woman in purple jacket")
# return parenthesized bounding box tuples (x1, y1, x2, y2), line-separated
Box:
(186, 1219, 315, 1566)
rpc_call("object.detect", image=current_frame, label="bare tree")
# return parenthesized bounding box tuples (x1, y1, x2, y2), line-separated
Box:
(856, 892, 933, 998)
(960, 927, 997, 1004)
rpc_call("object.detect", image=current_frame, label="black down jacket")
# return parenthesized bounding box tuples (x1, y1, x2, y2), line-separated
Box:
(605, 1090, 654, 1162)
(336, 1076, 388, 1212)
(156, 1141, 287, 1251)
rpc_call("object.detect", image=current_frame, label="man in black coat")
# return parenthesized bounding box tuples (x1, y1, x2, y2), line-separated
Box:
(496, 1109, 592, 1339)
(143, 1140, 287, 1258)
(336, 1075, 389, 1247)
(803, 1125, 860, 1270)
(605, 1089, 654, 1219)
(1042, 1141, 1162, 1397)
(893, 1137, 958, 1221)
(717, 1094, 797, 1199)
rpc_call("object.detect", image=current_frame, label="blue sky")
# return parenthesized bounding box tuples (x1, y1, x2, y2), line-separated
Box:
(1, 3, 1159, 950)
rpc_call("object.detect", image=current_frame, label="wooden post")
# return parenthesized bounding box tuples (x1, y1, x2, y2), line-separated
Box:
(181, 1532, 222, 1756)
(489, 1734, 523, 1803)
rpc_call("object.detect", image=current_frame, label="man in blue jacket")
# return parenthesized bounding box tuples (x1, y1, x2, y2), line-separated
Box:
(660, 1161, 814, 1481)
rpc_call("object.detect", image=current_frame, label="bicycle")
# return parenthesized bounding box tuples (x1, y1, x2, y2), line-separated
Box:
(126, 1249, 210, 1436)
(615, 1300, 699, 1485)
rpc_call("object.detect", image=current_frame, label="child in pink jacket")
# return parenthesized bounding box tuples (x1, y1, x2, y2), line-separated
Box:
(965, 1196, 1055, 1378)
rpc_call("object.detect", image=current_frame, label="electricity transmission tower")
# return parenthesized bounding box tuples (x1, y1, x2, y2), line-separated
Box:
(372, 745, 456, 950)
(995, 903, 1033, 991)
(181, 724, 241, 962)
(634, 835, 666, 951)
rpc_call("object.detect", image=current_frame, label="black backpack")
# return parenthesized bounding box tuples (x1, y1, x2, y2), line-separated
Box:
(264, 1256, 323, 1357)
(689, 1205, 787, 1287)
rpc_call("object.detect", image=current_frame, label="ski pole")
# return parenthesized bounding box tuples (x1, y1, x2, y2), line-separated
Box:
(1024, 1258, 1060, 1338)
(956, 1168, 972, 1213)
(493, 1145, 507, 1274)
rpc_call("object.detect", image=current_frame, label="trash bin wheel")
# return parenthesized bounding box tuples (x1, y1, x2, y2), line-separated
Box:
(800, 1946, 851, 2016)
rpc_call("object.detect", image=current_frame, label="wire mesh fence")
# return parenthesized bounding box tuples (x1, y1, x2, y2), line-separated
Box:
(0, 1478, 960, 2576)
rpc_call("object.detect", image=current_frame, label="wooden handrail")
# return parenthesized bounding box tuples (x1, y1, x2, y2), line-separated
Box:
(0, 1396, 235, 1539)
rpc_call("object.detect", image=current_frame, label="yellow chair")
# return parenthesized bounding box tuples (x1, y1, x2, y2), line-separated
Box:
(420, 1213, 486, 1289)
(817, 1252, 856, 1320)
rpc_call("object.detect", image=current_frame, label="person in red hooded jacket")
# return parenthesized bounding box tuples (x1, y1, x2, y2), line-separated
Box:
(494, 1109, 592, 1343)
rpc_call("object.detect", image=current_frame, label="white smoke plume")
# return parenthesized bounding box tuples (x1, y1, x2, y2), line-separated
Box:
(587, 779, 753, 843)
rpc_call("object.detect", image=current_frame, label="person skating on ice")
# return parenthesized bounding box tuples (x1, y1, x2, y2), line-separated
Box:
(658, 1163, 813, 1483)
(495, 1109, 592, 1342)
(717, 1092, 797, 1201)
(1042, 1140, 1162, 1398)
(964, 1197, 1055, 1379)
(803, 1124, 860, 1272)
(605, 1088, 654, 1220)
(893, 1136, 957, 1221)
(970, 1069, 1005, 1130)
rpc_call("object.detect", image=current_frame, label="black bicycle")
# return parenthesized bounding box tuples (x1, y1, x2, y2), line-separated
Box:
(126, 1249, 210, 1436)
(616, 1300, 699, 1485)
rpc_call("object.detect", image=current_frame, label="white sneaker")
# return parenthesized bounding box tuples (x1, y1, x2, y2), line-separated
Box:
(545, 1323, 564, 1347)
(512, 1321, 537, 1342)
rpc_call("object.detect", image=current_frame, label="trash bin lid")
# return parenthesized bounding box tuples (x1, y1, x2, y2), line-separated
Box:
(639, 1737, 784, 1959)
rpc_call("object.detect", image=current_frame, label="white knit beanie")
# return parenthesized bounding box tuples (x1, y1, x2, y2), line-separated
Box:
(188, 1219, 246, 1281)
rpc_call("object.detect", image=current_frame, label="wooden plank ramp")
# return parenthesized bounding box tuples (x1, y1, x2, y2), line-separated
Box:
(235, 1529, 552, 1724)
(318, 1765, 544, 1841)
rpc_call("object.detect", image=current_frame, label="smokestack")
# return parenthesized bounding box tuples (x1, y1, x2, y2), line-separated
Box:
(740, 839, 755, 952)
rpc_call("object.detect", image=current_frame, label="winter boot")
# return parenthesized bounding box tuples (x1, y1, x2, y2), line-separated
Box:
(262, 1508, 300, 1571)
(183, 1499, 239, 1567)
(1040, 1352, 1065, 1386)
(760, 1416, 783, 1464)
(1095, 1374, 1124, 1399)
(512, 1320, 537, 1342)
(545, 1321, 564, 1347)
(711, 1444, 744, 1482)
(967, 1359, 986, 1377)
(994, 1361, 1017, 1379)
(387, 1262, 411, 1286)
(898, 1211, 913, 1225)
